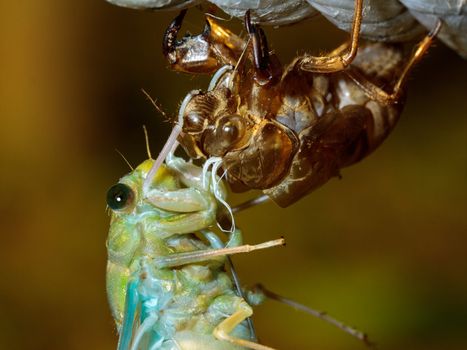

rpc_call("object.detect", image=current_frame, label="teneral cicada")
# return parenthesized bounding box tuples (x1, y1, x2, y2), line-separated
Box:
(160, 0, 440, 207)
(106, 145, 375, 349)
(106, 129, 380, 349)
(106, 150, 286, 349)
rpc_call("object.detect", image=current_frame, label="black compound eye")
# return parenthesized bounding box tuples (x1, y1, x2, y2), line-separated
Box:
(106, 184, 134, 211)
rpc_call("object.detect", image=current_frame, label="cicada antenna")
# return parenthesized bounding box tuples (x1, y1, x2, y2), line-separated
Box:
(115, 148, 134, 170)
(142, 125, 152, 159)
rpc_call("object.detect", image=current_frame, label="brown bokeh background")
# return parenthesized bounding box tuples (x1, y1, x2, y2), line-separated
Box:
(1, 1, 466, 349)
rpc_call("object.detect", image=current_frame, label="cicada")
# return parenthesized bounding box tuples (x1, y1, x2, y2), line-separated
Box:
(105, 147, 289, 349)
(106, 142, 375, 349)
(159, 0, 440, 207)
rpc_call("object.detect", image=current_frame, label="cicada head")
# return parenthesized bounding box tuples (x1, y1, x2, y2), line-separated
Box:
(105, 160, 179, 327)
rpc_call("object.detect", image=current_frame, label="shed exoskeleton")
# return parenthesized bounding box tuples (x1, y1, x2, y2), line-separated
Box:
(162, 0, 440, 207)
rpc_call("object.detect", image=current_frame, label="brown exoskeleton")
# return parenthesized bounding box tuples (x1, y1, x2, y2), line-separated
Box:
(160, 0, 440, 207)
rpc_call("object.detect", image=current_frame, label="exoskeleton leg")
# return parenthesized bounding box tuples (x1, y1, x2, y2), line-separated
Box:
(346, 21, 442, 105)
(233, 194, 270, 213)
(163, 10, 246, 74)
(291, 0, 364, 74)
(244, 11, 282, 85)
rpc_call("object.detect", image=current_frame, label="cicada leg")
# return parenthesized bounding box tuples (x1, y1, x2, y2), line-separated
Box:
(201, 228, 259, 340)
(145, 184, 212, 213)
(346, 20, 442, 105)
(142, 156, 219, 236)
(249, 284, 377, 350)
(213, 300, 276, 350)
(163, 10, 246, 74)
(153, 237, 285, 269)
(143, 178, 218, 236)
(291, 0, 364, 74)
(201, 228, 243, 249)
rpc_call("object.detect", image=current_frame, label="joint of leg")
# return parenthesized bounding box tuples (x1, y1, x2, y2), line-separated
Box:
(213, 327, 230, 342)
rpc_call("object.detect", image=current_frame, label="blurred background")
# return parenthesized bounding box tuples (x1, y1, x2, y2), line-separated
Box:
(0, 1, 466, 349)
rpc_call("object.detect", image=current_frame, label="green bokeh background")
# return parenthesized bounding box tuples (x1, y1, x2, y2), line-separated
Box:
(1, 1, 466, 349)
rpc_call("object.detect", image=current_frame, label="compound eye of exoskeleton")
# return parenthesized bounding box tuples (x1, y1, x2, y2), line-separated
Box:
(202, 114, 247, 156)
(106, 183, 135, 211)
(216, 114, 246, 147)
(184, 112, 206, 133)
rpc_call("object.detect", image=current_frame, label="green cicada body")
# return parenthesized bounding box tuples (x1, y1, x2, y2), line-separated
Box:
(106, 155, 283, 350)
